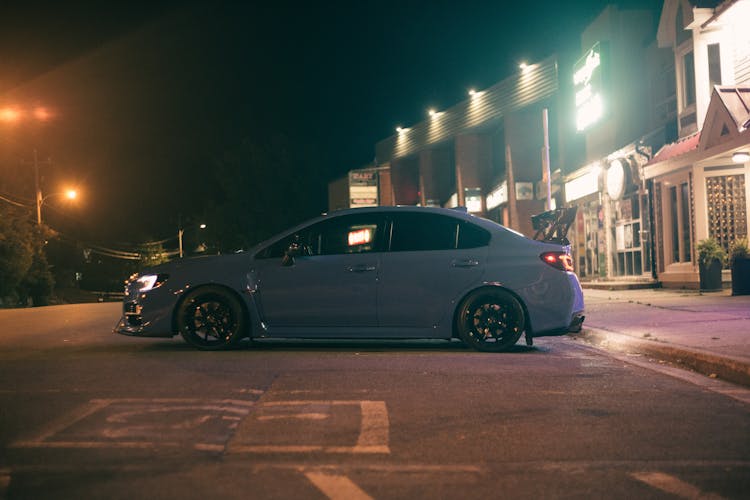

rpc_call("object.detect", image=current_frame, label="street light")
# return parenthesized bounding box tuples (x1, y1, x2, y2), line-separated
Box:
(37, 188, 78, 226)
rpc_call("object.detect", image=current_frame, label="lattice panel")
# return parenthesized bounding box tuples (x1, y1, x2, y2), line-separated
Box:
(706, 174, 747, 252)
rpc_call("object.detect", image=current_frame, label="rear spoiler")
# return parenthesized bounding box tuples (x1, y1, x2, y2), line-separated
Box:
(531, 207, 577, 245)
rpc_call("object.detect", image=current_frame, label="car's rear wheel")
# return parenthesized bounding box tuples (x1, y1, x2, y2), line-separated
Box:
(177, 286, 246, 350)
(456, 288, 525, 352)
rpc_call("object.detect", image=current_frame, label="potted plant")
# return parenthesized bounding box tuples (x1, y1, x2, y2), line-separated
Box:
(729, 237, 750, 296)
(696, 238, 725, 291)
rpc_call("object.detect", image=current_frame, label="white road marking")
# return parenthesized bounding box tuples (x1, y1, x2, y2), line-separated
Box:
(631, 472, 726, 499)
(229, 400, 390, 454)
(12, 398, 255, 450)
(356, 401, 389, 453)
(304, 472, 373, 500)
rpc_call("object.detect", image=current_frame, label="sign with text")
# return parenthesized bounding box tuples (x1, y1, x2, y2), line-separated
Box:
(574, 42, 607, 132)
(349, 170, 379, 208)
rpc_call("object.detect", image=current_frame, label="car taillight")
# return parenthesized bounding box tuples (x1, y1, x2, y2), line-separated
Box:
(540, 252, 574, 272)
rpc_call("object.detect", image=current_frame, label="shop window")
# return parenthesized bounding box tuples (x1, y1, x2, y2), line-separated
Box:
(670, 186, 680, 262)
(680, 182, 691, 262)
(668, 182, 692, 264)
(707, 174, 747, 254)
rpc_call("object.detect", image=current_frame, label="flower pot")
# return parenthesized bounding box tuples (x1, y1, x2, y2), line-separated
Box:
(731, 257, 750, 296)
(699, 258, 723, 291)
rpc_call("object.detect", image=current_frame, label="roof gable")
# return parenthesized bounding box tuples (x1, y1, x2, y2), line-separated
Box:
(699, 87, 750, 150)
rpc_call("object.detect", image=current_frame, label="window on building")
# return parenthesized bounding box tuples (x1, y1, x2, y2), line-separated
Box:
(670, 186, 680, 262)
(680, 182, 691, 262)
(683, 51, 696, 108)
(707, 174, 748, 255)
(668, 182, 692, 264)
(708, 43, 722, 91)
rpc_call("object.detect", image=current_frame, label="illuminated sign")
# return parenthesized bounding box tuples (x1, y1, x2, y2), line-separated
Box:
(565, 169, 600, 202)
(349, 170, 379, 208)
(486, 182, 508, 210)
(464, 187, 483, 213)
(574, 43, 606, 132)
(606, 159, 627, 200)
(348, 228, 373, 247)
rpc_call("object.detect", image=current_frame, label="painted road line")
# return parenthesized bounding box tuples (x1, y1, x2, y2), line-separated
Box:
(631, 472, 725, 499)
(304, 472, 373, 500)
(229, 400, 390, 454)
(12, 398, 255, 450)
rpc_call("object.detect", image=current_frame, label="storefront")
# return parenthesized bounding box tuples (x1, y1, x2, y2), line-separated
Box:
(644, 88, 750, 288)
(564, 144, 654, 281)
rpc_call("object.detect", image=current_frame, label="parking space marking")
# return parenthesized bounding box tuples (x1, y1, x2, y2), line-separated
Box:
(12, 398, 255, 451)
(631, 472, 725, 499)
(304, 471, 373, 500)
(229, 400, 390, 454)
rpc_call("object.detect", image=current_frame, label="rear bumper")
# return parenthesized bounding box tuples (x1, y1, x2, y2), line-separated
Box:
(529, 311, 585, 338)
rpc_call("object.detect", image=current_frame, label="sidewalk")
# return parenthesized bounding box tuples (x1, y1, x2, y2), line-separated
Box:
(571, 287, 750, 387)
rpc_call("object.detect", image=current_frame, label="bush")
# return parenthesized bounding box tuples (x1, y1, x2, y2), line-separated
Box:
(696, 238, 726, 267)
(729, 237, 749, 265)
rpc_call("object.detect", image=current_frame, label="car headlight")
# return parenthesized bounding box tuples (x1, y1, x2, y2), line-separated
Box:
(136, 273, 169, 292)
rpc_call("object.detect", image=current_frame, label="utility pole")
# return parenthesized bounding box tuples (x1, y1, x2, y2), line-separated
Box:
(542, 108, 552, 211)
(35, 149, 42, 225)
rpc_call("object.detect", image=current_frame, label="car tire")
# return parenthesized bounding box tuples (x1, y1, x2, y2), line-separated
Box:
(177, 286, 247, 350)
(456, 288, 525, 352)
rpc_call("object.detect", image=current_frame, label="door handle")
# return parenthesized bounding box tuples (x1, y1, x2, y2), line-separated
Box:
(451, 259, 479, 268)
(347, 264, 377, 273)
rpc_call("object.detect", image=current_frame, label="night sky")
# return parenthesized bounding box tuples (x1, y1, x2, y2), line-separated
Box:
(0, 0, 663, 250)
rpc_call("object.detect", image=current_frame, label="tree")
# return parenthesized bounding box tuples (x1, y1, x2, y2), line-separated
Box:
(0, 204, 54, 305)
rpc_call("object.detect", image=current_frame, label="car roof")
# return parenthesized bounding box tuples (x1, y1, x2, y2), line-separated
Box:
(248, 205, 524, 255)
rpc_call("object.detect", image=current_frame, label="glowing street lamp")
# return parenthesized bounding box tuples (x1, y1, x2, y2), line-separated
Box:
(37, 188, 79, 226)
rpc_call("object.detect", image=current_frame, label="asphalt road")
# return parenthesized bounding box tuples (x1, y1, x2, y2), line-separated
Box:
(1, 303, 749, 499)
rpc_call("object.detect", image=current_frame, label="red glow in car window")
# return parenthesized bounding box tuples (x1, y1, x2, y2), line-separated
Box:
(348, 228, 372, 246)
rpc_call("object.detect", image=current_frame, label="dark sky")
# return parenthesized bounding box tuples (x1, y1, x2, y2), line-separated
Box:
(0, 0, 663, 247)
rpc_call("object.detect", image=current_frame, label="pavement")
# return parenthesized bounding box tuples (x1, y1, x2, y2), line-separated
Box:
(571, 286, 750, 388)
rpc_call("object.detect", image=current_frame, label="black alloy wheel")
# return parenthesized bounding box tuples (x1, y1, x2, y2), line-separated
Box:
(457, 288, 525, 352)
(177, 286, 246, 350)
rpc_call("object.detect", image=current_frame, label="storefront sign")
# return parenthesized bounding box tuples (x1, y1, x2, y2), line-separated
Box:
(464, 187, 483, 213)
(565, 169, 600, 202)
(515, 182, 534, 200)
(606, 159, 627, 200)
(349, 170, 379, 207)
(574, 42, 606, 132)
(486, 182, 508, 210)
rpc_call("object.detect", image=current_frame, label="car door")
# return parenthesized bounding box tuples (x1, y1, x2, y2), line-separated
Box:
(377, 212, 489, 330)
(254, 213, 384, 329)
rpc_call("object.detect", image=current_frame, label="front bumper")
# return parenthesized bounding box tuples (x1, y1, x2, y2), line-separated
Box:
(113, 282, 176, 338)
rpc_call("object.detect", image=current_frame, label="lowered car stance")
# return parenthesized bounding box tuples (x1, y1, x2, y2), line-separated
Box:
(115, 206, 584, 352)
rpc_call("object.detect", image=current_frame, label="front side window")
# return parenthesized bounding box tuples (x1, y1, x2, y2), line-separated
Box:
(256, 214, 384, 258)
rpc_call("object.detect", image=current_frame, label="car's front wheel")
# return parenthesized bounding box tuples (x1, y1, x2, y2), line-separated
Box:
(177, 286, 246, 350)
(456, 288, 525, 352)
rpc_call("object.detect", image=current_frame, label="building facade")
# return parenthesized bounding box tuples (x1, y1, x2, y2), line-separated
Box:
(563, 5, 674, 283)
(331, 56, 568, 239)
(644, 0, 750, 288)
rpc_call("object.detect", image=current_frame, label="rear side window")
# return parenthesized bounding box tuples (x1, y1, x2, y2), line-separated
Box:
(458, 221, 491, 249)
(390, 213, 489, 251)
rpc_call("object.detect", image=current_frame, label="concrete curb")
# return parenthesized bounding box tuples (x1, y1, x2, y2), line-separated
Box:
(571, 327, 750, 388)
